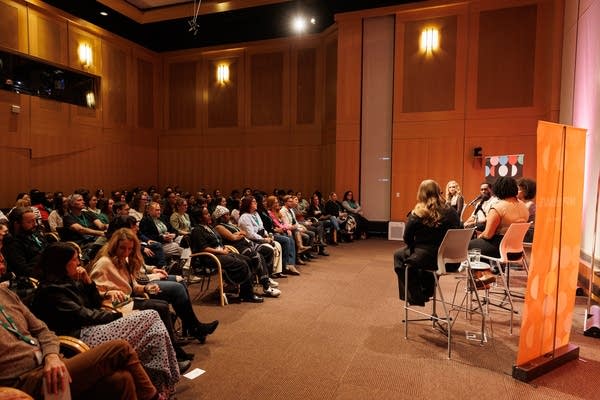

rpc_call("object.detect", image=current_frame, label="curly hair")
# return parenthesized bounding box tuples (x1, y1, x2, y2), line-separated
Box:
(517, 178, 536, 200)
(444, 180, 461, 200)
(492, 177, 519, 200)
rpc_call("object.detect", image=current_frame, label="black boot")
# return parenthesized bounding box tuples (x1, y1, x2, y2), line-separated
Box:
(189, 320, 219, 344)
(175, 344, 194, 361)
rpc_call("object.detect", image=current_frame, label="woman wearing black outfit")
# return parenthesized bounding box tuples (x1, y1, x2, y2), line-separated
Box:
(393, 180, 460, 306)
(190, 207, 263, 303)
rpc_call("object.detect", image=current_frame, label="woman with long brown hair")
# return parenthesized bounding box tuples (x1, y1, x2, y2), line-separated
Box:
(393, 179, 460, 306)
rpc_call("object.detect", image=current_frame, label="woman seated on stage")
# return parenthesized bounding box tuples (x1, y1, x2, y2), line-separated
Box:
(393, 180, 460, 306)
(444, 180, 464, 214)
(517, 177, 536, 242)
(30, 242, 182, 397)
(469, 176, 529, 258)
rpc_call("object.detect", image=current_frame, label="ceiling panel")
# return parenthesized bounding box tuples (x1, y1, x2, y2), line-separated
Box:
(41, 0, 428, 52)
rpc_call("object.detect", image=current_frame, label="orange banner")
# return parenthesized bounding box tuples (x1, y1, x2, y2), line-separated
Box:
(516, 121, 586, 365)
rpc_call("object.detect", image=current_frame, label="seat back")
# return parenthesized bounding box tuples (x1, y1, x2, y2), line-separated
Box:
(498, 222, 530, 262)
(436, 228, 476, 274)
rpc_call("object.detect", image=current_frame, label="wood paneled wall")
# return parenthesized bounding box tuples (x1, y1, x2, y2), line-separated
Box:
(336, 0, 563, 221)
(159, 35, 332, 196)
(0, 0, 563, 219)
(0, 0, 161, 207)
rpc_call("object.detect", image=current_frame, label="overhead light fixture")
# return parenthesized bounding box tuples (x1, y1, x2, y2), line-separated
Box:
(216, 63, 229, 85)
(100, 11, 108, 16)
(188, 0, 202, 36)
(292, 16, 307, 33)
(77, 43, 92, 68)
(420, 27, 440, 55)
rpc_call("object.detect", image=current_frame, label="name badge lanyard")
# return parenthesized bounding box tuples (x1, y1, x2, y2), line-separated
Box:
(0, 305, 37, 345)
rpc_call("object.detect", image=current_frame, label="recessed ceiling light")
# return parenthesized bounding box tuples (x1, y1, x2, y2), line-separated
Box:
(292, 16, 307, 33)
(100, 11, 108, 16)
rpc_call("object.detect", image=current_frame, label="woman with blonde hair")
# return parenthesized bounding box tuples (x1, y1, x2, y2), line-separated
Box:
(393, 179, 460, 306)
(444, 180, 464, 213)
(90, 228, 194, 363)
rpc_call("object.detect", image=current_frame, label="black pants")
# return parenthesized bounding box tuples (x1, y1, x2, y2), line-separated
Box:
(393, 247, 436, 305)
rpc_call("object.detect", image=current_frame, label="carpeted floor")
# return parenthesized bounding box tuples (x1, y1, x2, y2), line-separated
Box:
(175, 238, 600, 399)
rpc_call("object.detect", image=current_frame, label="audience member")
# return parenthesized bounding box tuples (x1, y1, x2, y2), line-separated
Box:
(265, 196, 300, 275)
(213, 204, 281, 298)
(47, 195, 67, 233)
(307, 193, 337, 245)
(129, 193, 149, 222)
(31, 243, 183, 396)
(190, 207, 263, 303)
(89, 228, 194, 362)
(29, 189, 49, 227)
(62, 194, 107, 245)
(107, 216, 218, 341)
(342, 190, 369, 240)
(325, 192, 353, 243)
(169, 197, 192, 238)
(139, 202, 183, 259)
(0, 286, 162, 400)
(3, 207, 48, 279)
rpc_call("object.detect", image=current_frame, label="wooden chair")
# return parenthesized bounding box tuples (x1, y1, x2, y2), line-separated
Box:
(186, 244, 238, 307)
(58, 336, 90, 358)
(0, 387, 33, 400)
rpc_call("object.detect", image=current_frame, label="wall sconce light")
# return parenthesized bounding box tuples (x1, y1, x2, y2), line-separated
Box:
(419, 27, 440, 55)
(85, 91, 96, 108)
(216, 63, 230, 85)
(77, 43, 93, 68)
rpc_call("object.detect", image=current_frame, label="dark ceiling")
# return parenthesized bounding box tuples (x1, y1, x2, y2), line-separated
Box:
(41, 0, 425, 52)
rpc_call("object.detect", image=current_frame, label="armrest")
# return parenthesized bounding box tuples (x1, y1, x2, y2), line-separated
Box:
(0, 387, 33, 400)
(59, 335, 90, 358)
(225, 245, 239, 254)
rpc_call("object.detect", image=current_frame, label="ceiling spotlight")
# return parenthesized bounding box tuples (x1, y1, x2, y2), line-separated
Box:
(310, 17, 316, 25)
(292, 16, 307, 33)
(100, 11, 108, 16)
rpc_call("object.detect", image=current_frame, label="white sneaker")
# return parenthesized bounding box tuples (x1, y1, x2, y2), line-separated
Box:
(263, 286, 281, 297)
(267, 278, 279, 288)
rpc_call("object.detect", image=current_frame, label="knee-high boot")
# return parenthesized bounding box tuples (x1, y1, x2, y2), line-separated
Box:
(178, 300, 219, 344)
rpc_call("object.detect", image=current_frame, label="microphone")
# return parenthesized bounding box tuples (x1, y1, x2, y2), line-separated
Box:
(467, 194, 483, 206)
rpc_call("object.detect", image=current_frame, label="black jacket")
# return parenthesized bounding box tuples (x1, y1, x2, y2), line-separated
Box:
(139, 215, 176, 243)
(401, 206, 461, 269)
(2, 231, 48, 278)
(31, 279, 121, 337)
